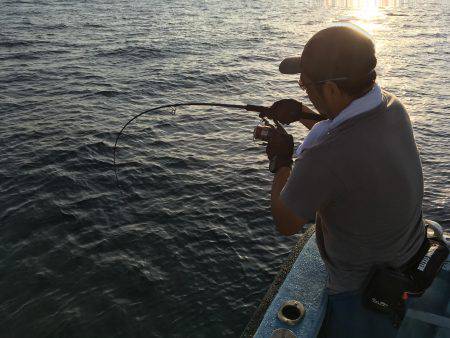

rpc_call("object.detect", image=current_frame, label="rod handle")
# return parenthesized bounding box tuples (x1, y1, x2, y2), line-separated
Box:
(245, 104, 326, 121)
(245, 104, 273, 116)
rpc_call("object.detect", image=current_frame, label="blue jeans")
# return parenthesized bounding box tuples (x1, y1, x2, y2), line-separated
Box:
(318, 290, 399, 338)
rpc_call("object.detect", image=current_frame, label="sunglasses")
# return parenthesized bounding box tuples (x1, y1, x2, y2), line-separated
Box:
(298, 76, 349, 91)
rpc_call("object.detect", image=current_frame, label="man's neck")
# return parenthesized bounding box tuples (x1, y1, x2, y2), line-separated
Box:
(327, 85, 377, 120)
(327, 96, 354, 120)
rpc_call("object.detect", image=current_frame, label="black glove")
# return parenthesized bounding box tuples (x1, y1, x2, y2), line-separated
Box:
(269, 99, 303, 125)
(266, 123, 294, 173)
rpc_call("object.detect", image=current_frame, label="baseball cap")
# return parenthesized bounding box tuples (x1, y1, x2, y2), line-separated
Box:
(279, 25, 377, 82)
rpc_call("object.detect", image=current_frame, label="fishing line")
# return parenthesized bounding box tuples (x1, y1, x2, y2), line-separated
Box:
(113, 102, 324, 187)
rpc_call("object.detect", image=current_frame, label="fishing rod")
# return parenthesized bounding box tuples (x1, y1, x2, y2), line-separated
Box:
(113, 102, 324, 186)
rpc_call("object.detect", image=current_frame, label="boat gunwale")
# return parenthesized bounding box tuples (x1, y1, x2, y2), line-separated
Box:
(241, 225, 316, 338)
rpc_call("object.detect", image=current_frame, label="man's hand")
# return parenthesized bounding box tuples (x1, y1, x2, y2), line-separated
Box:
(266, 124, 294, 173)
(270, 99, 303, 125)
(263, 99, 323, 130)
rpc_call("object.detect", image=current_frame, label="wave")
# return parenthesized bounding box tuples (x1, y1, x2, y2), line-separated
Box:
(385, 13, 409, 17)
(96, 90, 121, 97)
(83, 23, 106, 28)
(95, 45, 165, 60)
(0, 53, 40, 61)
(0, 40, 34, 48)
(40, 23, 68, 30)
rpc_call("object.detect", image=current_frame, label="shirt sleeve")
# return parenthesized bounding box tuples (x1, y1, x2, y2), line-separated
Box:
(280, 153, 337, 222)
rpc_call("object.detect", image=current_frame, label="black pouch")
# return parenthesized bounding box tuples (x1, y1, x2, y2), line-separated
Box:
(362, 236, 449, 325)
(362, 266, 413, 325)
(406, 238, 449, 294)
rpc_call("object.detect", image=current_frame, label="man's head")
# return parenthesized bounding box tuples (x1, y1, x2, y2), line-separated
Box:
(279, 25, 377, 118)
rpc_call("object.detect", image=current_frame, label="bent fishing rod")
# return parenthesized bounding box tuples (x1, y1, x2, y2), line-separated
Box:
(113, 102, 324, 186)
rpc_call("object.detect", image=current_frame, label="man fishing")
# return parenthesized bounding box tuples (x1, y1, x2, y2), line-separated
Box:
(265, 25, 425, 337)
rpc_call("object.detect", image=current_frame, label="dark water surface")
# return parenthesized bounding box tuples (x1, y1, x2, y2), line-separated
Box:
(1, 0, 449, 337)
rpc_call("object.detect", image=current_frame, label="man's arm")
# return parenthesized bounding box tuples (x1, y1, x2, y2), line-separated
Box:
(271, 167, 308, 236)
(298, 104, 320, 130)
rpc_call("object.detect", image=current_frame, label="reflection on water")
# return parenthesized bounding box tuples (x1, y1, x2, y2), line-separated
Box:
(302, 0, 420, 34)
(321, 0, 417, 8)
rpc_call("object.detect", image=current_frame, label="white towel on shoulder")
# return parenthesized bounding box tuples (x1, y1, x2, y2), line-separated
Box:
(295, 84, 383, 157)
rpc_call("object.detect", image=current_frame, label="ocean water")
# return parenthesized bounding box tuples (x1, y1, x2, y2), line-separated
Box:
(1, 0, 449, 337)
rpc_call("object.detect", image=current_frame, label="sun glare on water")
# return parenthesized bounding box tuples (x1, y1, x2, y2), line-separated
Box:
(352, 0, 383, 34)
(354, 0, 381, 34)
(355, 0, 381, 20)
(323, 0, 402, 35)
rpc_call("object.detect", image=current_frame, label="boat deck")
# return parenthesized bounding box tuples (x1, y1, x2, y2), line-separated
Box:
(243, 226, 450, 338)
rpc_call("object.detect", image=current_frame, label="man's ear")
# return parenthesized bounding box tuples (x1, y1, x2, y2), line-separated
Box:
(322, 81, 341, 99)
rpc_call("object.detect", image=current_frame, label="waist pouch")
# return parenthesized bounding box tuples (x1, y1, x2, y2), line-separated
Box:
(407, 238, 449, 293)
(362, 236, 449, 325)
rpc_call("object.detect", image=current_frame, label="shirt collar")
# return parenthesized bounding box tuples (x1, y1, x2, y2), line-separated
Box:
(329, 84, 383, 130)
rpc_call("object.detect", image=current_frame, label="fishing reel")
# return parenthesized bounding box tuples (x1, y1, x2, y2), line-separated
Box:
(253, 117, 286, 142)
(254, 118, 293, 173)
